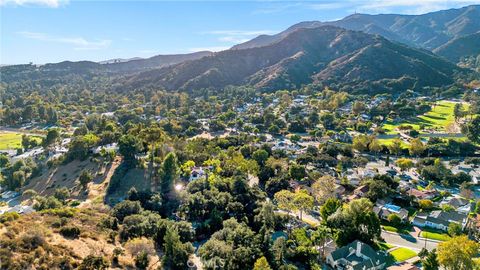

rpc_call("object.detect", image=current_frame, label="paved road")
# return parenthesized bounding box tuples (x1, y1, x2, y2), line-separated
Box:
(381, 231, 440, 251)
(275, 209, 441, 252)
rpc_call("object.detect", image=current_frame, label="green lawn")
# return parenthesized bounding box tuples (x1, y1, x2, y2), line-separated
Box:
(381, 100, 469, 135)
(420, 231, 451, 241)
(382, 225, 398, 233)
(376, 242, 395, 251)
(377, 138, 409, 148)
(389, 247, 417, 262)
(0, 132, 43, 149)
(0, 132, 22, 149)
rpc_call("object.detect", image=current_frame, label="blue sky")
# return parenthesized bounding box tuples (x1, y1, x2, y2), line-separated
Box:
(1, 0, 479, 64)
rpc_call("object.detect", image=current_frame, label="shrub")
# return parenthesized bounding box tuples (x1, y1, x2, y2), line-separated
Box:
(0, 212, 20, 223)
(387, 213, 402, 227)
(135, 251, 149, 269)
(19, 230, 46, 250)
(418, 199, 434, 210)
(111, 200, 142, 222)
(78, 255, 109, 270)
(59, 226, 81, 239)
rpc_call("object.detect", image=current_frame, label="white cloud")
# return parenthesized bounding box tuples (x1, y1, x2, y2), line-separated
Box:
(188, 46, 230, 52)
(202, 29, 277, 45)
(18, 31, 111, 50)
(0, 0, 68, 8)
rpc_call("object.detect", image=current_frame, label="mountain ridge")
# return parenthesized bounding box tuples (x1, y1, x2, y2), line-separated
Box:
(121, 25, 466, 94)
(232, 5, 480, 51)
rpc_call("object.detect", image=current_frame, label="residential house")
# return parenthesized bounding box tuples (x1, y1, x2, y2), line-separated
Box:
(412, 210, 468, 231)
(189, 167, 207, 181)
(348, 185, 369, 201)
(374, 203, 409, 222)
(92, 143, 118, 155)
(407, 189, 437, 201)
(345, 169, 361, 186)
(439, 196, 472, 214)
(11, 147, 44, 163)
(326, 240, 387, 270)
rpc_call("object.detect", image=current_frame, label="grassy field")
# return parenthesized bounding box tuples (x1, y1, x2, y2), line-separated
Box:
(389, 247, 417, 262)
(382, 100, 469, 135)
(0, 132, 43, 150)
(0, 132, 23, 149)
(377, 138, 410, 147)
(420, 231, 451, 241)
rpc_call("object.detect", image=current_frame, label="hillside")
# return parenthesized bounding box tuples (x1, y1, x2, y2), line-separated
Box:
(123, 26, 465, 94)
(232, 5, 480, 51)
(434, 32, 480, 63)
(103, 51, 213, 72)
(0, 51, 212, 84)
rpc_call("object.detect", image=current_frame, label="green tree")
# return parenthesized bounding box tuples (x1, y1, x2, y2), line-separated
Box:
(419, 199, 434, 210)
(0, 155, 9, 168)
(327, 198, 381, 246)
(271, 237, 287, 268)
(423, 249, 439, 270)
(454, 103, 464, 122)
(320, 198, 341, 221)
(311, 175, 336, 204)
(387, 213, 401, 227)
(112, 200, 142, 222)
(79, 170, 93, 189)
(465, 117, 480, 143)
(369, 139, 382, 156)
(311, 224, 331, 260)
(396, 158, 414, 171)
(44, 128, 60, 146)
(160, 152, 178, 195)
(118, 134, 141, 165)
(447, 222, 462, 237)
(253, 256, 272, 270)
(387, 139, 402, 156)
(162, 227, 194, 270)
(437, 235, 479, 270)
(409, 138, 426, 157)
(292, 190, 314, 220)
(274, 190, 295, 215)
(289, 163, 306, 180)
(252, 149, 269, 167)
(352, 135, 371, 152)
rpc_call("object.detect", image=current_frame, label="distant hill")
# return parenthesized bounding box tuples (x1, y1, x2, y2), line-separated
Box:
(434, 32, 480, 62)
(104, 51, 213, 72)
(232, 5, 480, 51)
(0, 51, 212, 84)
(123, 26, 466, 94)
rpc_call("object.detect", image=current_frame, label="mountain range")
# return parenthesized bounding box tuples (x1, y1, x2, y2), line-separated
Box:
(122, 26, 464, 93)
(1, 5, 479, 94)
(233, 5, 480, 51)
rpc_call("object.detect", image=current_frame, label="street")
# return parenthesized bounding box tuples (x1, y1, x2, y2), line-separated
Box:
(381, 231, 440, 251)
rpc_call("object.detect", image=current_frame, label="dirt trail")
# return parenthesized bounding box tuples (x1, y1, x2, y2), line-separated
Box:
(79, 156, 122, 208)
